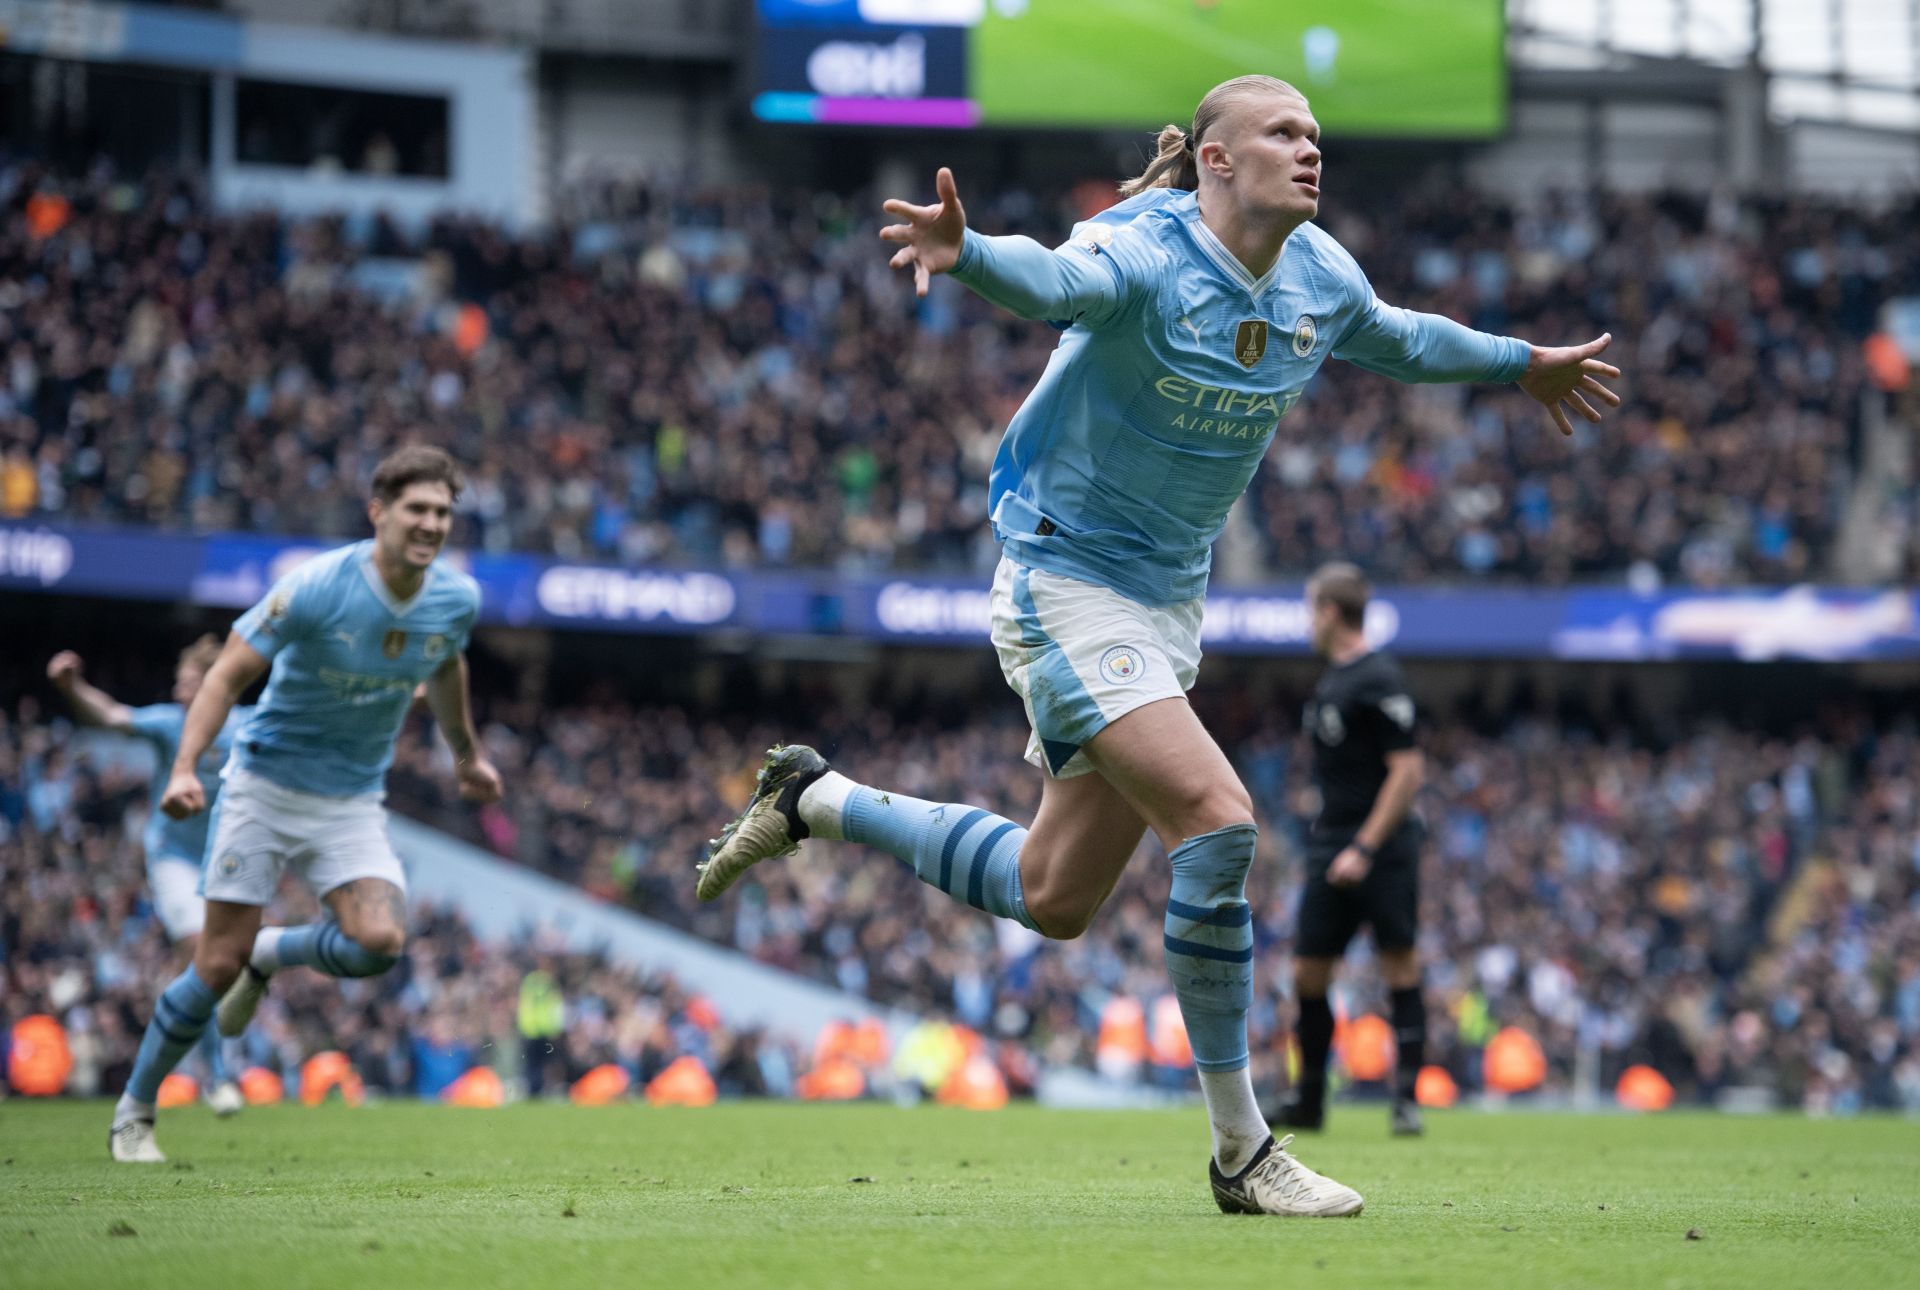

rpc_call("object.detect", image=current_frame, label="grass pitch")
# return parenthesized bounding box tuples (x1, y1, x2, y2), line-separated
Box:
(2, 1101, 1915, 1289)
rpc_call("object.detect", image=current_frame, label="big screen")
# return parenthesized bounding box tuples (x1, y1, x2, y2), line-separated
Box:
(751, 0, 1506, 136)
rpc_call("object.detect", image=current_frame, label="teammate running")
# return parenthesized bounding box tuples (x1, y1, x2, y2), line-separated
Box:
(47, 639, 251, 1116)
(1270, 563, 1429, 1137)
(697, 75, 1620, 1216)
(108, 446, 504, 1162)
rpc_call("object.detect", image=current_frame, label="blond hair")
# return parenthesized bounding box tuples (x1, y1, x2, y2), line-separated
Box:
(1118, 75, 1305, 198)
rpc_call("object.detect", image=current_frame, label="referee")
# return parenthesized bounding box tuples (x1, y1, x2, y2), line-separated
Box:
(1273, 562, 1428, 1136)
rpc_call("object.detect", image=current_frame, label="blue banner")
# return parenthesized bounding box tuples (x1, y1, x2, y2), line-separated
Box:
(4, 522, 1916, 661)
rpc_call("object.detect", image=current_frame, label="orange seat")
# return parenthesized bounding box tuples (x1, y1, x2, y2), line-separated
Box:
(570, 1063, 632, 1106)
(6, 1015, 72, 1096)
(1615, 1063, 1674, 1112)
(239, 1066, 285, 1106)
(1339, 1014, 1395, 1083)
(1414, 1064, 1458, 1108)
(445, 1066, 505, 1107)
(1484, 1027, 1547, 1094)
(299, 1051, 365, 1107)
(645, 1055, 717, 1107)
(157, 1073, 199, 1108)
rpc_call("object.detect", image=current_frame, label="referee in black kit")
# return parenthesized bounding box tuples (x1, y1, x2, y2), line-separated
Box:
(1271, 562, 1428, 1137)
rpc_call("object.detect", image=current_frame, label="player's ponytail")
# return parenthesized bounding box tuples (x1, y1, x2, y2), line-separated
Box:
(1119, 75, 1306, 198)
(1118, 124, 1199, 197)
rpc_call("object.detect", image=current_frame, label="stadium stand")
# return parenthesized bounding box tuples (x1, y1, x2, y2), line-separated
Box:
(0, 161, 1904, 585)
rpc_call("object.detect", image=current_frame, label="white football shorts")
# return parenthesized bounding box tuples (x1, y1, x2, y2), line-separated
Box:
(147, 854, 207, 941)
(200, 766, 407, 906)
(988, 555, 1204, 779)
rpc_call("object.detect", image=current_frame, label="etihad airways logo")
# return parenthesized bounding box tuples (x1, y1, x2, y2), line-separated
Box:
(1153, 375, 1300, 439)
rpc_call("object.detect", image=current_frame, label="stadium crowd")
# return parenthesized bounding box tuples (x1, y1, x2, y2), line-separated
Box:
(0, 160, 1902, 585)
(14, 659, 1912, 1112)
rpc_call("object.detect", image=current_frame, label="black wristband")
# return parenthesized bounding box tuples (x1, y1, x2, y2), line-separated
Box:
(1352, 839, 1376, 860)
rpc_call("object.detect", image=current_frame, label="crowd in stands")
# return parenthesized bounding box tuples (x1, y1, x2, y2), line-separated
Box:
(379, 684, 1920, 1114)
(1, 160, 1907, 586)
(6, 661, 1920, 1111)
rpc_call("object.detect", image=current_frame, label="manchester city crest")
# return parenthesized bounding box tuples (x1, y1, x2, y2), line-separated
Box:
(1100, 644, 1145, 686)
(1292, 314, 1318, 358)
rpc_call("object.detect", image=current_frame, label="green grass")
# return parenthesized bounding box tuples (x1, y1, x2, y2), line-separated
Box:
(972, 0, 1505, 135)
(2, 1101, 1916, 1289)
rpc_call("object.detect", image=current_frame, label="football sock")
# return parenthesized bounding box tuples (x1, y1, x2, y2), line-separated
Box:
(1390, 983, 1427, 1099)
(803, 775, 1036, 930)
(196, 1026, 229, 1086)
(1295, 994, 1334, 1105)
(1198, 1068, 1270, 1176)
(253, 922, 398, 978)
(125, 966, 219, 1104)
(1163, 823, 1264, 1171)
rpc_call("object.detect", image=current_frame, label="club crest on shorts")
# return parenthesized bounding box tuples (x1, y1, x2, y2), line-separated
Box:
(1234, 319, 1268, 368)
(1292, 314, 1318, 358)
(219, 853, 240, 875)
(1100, 645, 1145, 685)
(382, 629, 408, 659)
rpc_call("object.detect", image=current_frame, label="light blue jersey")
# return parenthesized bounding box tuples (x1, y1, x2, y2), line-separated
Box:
(125, 703, 251, 865)
(231, 540, 480, 798)
(951, 188, 1531, 606)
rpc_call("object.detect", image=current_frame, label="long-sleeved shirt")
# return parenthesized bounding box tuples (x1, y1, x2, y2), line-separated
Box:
(953, 187, 1530, 606)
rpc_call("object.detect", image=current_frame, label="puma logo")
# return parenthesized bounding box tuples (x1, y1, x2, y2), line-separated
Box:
(1179, 315, 1206, 344)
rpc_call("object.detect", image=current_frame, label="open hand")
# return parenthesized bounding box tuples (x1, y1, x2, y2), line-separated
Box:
(879, 167, 968, 298)
(1518, 333, 1622, 436)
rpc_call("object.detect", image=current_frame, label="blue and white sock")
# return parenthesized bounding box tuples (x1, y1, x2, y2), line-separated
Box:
(123, 966, 219, 1108)
(252, 922, 398, 978)
(196, 1026, 230, 1086)
(800, 771, 1036, 930)
(1163, 822, 1269, 1172)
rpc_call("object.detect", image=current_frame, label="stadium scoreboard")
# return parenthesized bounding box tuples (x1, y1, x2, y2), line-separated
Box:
(750, 0, 1505, 136)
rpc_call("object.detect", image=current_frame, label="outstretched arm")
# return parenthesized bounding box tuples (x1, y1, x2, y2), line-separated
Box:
(880, 167, 1125, 323)
(46, 652, 136, 733)
(1337, 293, 1622, 437)
(424, 653, 503, 803)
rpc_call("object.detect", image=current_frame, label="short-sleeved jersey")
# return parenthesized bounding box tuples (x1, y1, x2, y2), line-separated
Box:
(231, 540, 480, 798)
(967, 188, 1529, 607)
(1305, 650, 1419, 830)
(125, 703, 251, 864)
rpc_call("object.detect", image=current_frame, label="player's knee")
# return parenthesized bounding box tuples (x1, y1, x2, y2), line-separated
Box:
(193, 939, 250, 994)
(1294, 956, 1336, 997)
(1164, 779, 1254, 842)
(351, 924, 408, 960)
(1023, 884, 1097, 941)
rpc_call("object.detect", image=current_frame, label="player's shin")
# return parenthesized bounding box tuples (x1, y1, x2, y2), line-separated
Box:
(800, 771, 1037, 929)
(1390, 983, 1426, 1099)
(254, 921, 399, 978)
(1164, 823, 1268, 1173)
(123, 966, 220, 1109)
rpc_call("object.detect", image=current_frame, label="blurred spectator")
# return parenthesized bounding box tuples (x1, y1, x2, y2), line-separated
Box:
(0, 161, 1903, 585)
